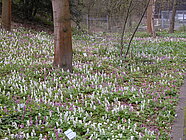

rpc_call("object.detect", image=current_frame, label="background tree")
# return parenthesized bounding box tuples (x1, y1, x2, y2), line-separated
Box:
(120, 0, 133, 56)
(70, 0, 83, 29)
(2, 0, 11, 31)
(52, 0, 73, 72)
(101, 0, 124, 31)
(1, 0, 79, 27)
(11, 0, 52, 21)
(124, 0, 151, 58)
(147, 0, 156, 37)
(82, 0, 96, 31)
(169, 0, 177, 33)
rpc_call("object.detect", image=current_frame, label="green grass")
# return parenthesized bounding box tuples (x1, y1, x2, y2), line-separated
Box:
(157, 30, 186, 38)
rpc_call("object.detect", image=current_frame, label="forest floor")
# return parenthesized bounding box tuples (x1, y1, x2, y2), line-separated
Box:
(0, 22, 186, 139)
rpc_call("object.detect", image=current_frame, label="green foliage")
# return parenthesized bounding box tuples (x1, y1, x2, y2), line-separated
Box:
(11, 0, 82, 29)
(0, 28, 186, 139)
(12, 0, 52, 20)
(157, 30, 186, 38)
(178, 25, 186, 32)
(134, 31, 152, 38)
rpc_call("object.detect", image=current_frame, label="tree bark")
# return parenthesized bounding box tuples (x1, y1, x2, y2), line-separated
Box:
(169, 0, 177, 33)
(147, 0, 156, 37)
(52, 0, 73, 72)
(2, 0, 11, 31)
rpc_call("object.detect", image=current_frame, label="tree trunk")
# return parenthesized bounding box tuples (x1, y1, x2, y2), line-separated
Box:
(147, 0, 156, 37)
(107, 13, 112, 31)
(52, 0, 73, 72)
(87, 10, 90, 32)
(2, 0, 11, 31)
(169, 0, 177, 33)
(128, 14, 132, 31)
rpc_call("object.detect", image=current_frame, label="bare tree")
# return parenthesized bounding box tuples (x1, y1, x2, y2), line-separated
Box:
(120, 0, 133, 56)
(2, 0, 11, 31)
(102, 0, 124, 31)
(147, 0, 156, 37)
(52, 0, 73, 72)
(124, 0, 151, 58)
(169, 0, 177, 33)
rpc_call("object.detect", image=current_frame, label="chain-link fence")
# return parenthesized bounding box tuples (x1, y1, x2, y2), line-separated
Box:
(79, 14, 125, 32)
(79, 14, 145, 33)
(77, 11, 186, 33)
(161, 10, 186, 29)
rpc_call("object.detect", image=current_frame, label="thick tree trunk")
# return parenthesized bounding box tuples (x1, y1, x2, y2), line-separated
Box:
(147, 0, 156, 37)
(2, 0, 11, 31)
(52, 0, 73, 72)
(169, 0, 177, 33)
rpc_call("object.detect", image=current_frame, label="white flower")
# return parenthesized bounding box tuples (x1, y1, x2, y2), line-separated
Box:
(83, 53, 87, 57)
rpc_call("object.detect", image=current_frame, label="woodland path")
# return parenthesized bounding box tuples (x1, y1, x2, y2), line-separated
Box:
(171, 75, 186, 140)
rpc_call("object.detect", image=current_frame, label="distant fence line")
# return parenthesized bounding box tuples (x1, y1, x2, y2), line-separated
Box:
(161, 10, 186, 29)
(84, 15, 109, 31)
(78, 12, 186, 32)
(81, 14, 128, 32)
